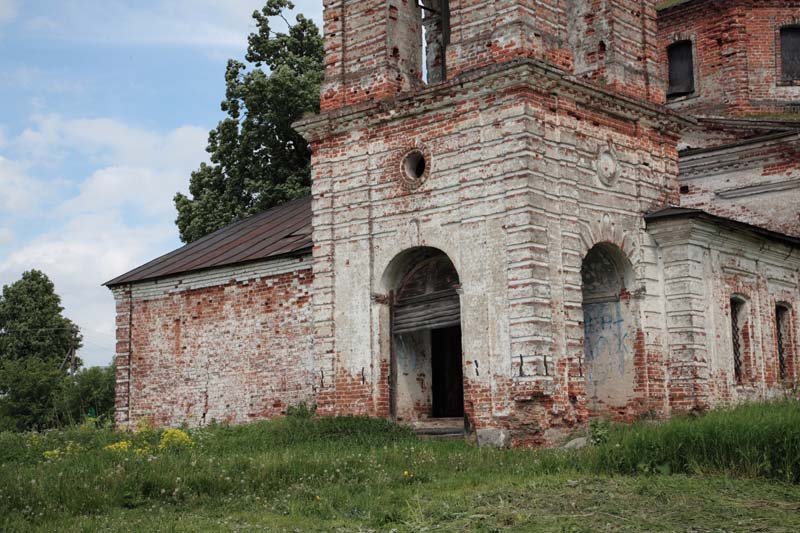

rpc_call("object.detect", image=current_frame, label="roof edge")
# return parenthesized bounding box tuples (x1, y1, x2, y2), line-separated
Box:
(104, 196, 312, 287)
(104, 246, 313, 289)
(645, 207, 800, 247)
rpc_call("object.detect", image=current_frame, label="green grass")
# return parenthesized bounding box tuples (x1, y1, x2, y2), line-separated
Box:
(2, 401, 800, 531)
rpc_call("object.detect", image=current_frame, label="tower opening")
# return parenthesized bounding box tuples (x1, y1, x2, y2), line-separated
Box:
(420, 1, 450, 84)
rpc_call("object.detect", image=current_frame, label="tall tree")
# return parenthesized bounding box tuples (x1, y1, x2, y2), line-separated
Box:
(0, 270, 84, 431)
(0, 270, 82, 367)
(174, 0, 324, 243)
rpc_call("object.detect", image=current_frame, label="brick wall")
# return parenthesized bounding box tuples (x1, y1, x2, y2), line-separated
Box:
(112, 256, 314, 429)
(658, 0, 800, 116)
(678, 132, 800, 237)
(298, 56, 683, 445)
(648, 216, 800, 409)
(320, 0, 664, 112)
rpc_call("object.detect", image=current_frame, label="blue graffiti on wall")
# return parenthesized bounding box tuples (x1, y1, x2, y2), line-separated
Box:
(583, 300, 629, 374)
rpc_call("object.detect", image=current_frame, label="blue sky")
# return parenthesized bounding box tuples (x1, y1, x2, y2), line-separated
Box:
(0, 0, 323, 367)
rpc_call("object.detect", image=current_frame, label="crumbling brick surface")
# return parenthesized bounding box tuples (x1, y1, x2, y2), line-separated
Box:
(299, 49, 685, 443)
(111, 1, 800, 446)
(658, 0, 800, 116)
(648, 217, 800, 409)
(678, 133, 800, 237)
(113, 258, 314, 429)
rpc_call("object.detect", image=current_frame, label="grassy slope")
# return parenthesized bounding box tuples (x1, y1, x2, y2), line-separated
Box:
(2, 402, 800, 532)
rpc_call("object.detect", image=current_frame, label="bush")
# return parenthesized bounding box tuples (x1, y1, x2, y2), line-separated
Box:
(54, 365, 116, 426)
(0, 358, 65, 431)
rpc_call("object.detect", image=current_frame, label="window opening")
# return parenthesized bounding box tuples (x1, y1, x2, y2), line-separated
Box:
(418, 1, 450, 84)
(776, 305, 790, 381)
(731, 298, 745, 384)
(667, 40, 695, 98)
(781, 26, 800, 81)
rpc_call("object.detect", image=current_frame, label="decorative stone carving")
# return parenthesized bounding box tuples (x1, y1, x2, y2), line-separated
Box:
(596, 143, 620, 186)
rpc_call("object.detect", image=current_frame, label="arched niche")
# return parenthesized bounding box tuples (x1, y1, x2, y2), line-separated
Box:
(580, 243, 638, 415)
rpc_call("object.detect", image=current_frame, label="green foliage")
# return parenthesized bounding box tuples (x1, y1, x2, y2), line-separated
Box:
(0, 270, 114, 432)
(591, 400, 800, 482)
(2, 404, 800, 531)
(174, 0, 324, 243)
(0, 270, 81, 367)
(53, 365, 116, 427)
(285, 402, 316, 419)
(0, 358, 65, 432)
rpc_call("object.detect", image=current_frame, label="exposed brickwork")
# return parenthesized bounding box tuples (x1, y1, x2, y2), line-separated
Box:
(299, 40, 685, 443)
(648, 216, 800, 410)
(321, 0, 665, 112)
(112, 258, 314, 429)
(110, 0, 800, 446)
(678, 132, 800, 237)
(658, 0, 800, 116)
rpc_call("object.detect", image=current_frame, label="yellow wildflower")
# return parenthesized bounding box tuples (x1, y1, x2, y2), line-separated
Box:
(133, 445, 152, 457)
(43, 449, 64, 461)
(104, 440, 133, 453)
(158, 429, 193, 451)
(64, 441, 83, 455)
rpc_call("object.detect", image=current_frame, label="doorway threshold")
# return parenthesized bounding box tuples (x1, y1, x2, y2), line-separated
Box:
(407, 418, 466, 439)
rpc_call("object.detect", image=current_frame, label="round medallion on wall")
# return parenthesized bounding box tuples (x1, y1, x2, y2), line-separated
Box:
(596, 144, 620, 187)
(397, 143, 432, 191)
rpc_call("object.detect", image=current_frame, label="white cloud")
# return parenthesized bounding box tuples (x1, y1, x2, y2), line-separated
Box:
(0, 227, 13, 245)
(0, 0, 16, 24)
(0, 213, 177, 367)
(17, 114, 206, 171)
(0, 67, 87, 96)
(1, 115, 209, 367)
(21, 1, 323, 49)
(0, 156, 49, 214)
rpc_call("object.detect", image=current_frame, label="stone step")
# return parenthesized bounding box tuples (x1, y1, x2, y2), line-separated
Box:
(409, 418, 466, 440)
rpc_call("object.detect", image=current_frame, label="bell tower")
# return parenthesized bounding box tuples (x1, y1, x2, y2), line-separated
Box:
(299, 0, 683, 444)
(320, 0, 665, 112)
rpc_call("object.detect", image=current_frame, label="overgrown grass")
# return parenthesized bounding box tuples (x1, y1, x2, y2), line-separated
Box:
(591, 400, 800, 482)
(1, 401, 799, 531)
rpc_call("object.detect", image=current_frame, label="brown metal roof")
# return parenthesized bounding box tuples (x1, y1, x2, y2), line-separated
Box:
(105, 196, 312, 287)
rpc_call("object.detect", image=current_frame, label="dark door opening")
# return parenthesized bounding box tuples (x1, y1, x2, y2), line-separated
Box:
(431, 325, 464, 418)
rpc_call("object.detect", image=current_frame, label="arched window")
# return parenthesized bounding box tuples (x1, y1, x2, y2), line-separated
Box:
(776, 304, 791, 381)
(730, 296, 749, 384)
(781, 26, 800, 81)
(667, 40, 695, 98)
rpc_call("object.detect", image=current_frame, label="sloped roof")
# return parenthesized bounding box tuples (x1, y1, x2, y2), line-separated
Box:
(105, 196, 312, 287)
(645, 206, 800, 247)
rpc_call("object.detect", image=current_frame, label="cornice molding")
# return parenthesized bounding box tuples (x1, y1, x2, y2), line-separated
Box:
(295, 58, 692, 142)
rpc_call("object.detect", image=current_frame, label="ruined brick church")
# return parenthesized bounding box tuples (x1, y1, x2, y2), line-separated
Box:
(107, 0, 800, 446)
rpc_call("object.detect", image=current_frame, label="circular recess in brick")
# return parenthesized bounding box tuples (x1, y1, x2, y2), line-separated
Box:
(596, 145, 620, 187)
(398, 145, 431, 190)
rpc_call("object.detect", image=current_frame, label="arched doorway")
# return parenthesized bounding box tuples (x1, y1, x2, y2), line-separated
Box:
(580, 243, 637, 415)
(383, 248, 464, 424)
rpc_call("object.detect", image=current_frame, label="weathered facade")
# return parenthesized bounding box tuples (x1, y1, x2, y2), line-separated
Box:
(108, 0, 800, 446)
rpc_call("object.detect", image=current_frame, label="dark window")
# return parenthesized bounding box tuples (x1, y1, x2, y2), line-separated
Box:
(781, 26, 800, 81)
(421, 1, 450, 84)
(731, 298, 745, 384)
(667, 40, 695, 98)
(776, 305, 790, 381)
